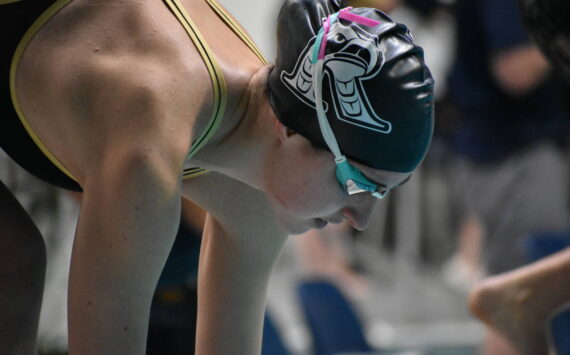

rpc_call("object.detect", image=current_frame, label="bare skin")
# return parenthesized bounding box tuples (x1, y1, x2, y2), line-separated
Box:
(469, 248, 570, 355)
(12, 1, 261, 353)
(4, 0, 411, 354)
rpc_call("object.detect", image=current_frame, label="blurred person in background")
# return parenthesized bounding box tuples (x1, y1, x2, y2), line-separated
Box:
(466, 1, 570, 354)
(446, 0, 570, 353)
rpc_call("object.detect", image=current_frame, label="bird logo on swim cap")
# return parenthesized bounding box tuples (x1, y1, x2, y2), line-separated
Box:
(281, 19, 392, 134)
(269, 0, 435, 172)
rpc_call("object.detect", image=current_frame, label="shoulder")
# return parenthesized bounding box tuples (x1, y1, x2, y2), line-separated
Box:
(13, 1, 223, 183)
(15, 0, 216, 133)
(30, 0, 214, 126)
(59, 12, 214, 148)
(58, 38, 208, 179)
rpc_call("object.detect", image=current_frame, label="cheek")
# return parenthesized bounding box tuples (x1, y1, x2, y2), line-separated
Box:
(263, 158, 342, 217)
(266, 167, 315, 211)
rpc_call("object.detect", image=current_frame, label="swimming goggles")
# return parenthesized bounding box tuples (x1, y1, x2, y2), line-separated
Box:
(311, 8, 389, 199)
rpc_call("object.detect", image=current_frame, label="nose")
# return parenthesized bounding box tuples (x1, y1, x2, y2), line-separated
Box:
(341, 198, 376, 230)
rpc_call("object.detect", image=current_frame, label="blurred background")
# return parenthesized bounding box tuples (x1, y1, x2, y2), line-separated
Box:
(2, 0, 569, 354)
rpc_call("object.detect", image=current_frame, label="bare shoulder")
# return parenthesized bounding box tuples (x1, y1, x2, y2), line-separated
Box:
(15, 0, 214, 180)
(53, 0, 213, 125)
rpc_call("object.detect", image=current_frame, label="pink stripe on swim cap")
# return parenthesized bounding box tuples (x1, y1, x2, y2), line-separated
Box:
(317, 8, 381, 60)
(338, 10, 381, 27)
(318, 17, 331, 60)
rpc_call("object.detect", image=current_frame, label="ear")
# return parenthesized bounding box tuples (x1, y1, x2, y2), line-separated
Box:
(273, 118, 297, 144)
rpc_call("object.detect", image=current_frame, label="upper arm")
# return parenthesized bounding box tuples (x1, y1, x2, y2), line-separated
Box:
(66, 58, 196, 353)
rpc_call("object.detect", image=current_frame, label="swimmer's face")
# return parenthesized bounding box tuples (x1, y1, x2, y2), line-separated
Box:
(262, 126, 411, 235)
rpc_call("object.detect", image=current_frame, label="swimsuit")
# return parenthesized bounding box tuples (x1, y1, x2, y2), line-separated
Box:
(0, 0, 267, 191)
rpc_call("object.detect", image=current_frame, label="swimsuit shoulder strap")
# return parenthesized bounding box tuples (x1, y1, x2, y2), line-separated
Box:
(205, 0, 268, 64)
(165, 0, 269, 180)
(164, 0, 228, 163)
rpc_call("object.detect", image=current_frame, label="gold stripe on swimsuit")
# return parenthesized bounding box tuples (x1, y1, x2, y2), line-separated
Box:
(183, 0, 268, 179)
(164, 0, 229, 180)
(10, 0, 77, 182)
(0, 0, 23, 5)
(205, 0, 268, 64)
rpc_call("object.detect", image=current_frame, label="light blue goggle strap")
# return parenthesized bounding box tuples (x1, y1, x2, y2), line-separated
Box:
(311, 32, 385, 199)
(311, 13, 339, 63)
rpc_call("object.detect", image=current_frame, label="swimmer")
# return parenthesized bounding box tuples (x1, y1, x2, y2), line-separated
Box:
(0, 0, 434, 353)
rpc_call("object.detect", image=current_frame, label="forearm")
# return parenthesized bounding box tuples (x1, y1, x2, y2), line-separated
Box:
(181, 172, 289, 354)
(195, 216, 286, 355)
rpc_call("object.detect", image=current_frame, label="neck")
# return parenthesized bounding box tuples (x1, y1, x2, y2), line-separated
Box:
(188, 65, 277, 190)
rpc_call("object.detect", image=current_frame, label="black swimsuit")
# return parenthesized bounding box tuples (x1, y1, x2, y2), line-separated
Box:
(0, 0, 81, 191)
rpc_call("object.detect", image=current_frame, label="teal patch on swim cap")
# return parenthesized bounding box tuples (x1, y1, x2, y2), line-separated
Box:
(311, 27, 325, 64)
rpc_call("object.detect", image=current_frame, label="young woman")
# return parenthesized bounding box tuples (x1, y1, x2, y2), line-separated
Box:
(0, 0, 434, 353)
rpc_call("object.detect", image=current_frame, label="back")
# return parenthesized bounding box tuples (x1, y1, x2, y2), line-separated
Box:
(0, 0, 83, 190)
(3, 0, 264, 188)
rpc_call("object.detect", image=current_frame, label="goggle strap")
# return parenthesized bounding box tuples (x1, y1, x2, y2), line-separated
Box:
(311, 7, 384, 199)
(311, 7, 381, 163)
(313, 60, 344, 160)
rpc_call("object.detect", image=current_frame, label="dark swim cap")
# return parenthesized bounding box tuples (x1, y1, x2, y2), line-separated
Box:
(268, 0, 435, 172)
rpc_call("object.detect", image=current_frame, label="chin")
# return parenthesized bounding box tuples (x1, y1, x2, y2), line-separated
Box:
(270, 209, 304, 235)
(284, 218, 330, 235)
(284, 224, 311, 235)
(277, 218, 312, 235)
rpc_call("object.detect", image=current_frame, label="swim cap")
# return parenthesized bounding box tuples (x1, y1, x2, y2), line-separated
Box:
(268, 0, 435, 172)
